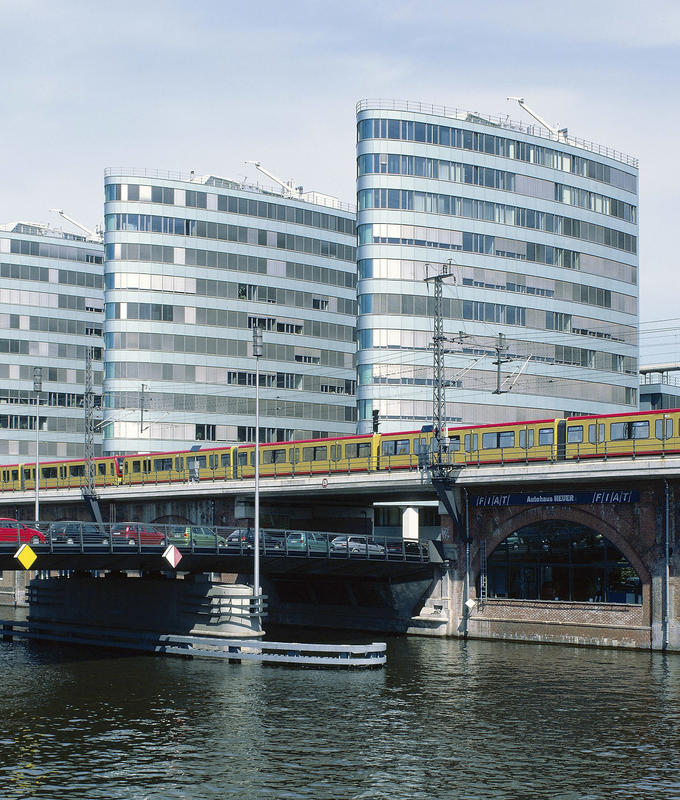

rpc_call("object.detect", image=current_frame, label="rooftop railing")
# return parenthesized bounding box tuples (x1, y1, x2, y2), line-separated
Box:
(356, 99, 638, 169)
(104, 167, 356, 214)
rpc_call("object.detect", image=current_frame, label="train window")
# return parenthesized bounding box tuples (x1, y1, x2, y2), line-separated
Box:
(69, 464, 85, 477)
(656, 419, 673, 440)
(11, 469, 18, 480)
(382, 441, 396, 456)
(611, 422, 632, 441)
(188, 456, 206, 469)
(482, 433, 499, 450)
(567, 426, 583, 443)
(631, 421, 649, 439)
(290, 448, 299, 463)
(98, 464, 107, 475)
(588, 424, 605, 443)
(330, 445, 341, 461)
(538, 428, 554, 445)
(395, 439, 410, 455)
(464, 434, 478, 452)
(414, 437, 428, 453)
(519, 429, 534, 449)
(1, 471, 7, 482)
(221, 453, 231, 467)
(498, 431, 515, 448)
(124, 461, 129, 472)
(41, 467, 57, 479)
(448, 435, 461, 451)
(238, 452, 249, 466)
(209, 455, 217, 469)
(155, 458, 173, 471)
(347, 442, 371, 459)
(132, 461, 141, 473)
(60, 466, 67, 478)
(263, 449, 286, 464)
(301, 446, 327, 461)
(174, 457, 183, 471)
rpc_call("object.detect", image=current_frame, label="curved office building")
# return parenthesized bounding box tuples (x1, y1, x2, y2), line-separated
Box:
(103, 170, 357, 454)
(356, 100, 639, 433)
(0, 221, 104, 464)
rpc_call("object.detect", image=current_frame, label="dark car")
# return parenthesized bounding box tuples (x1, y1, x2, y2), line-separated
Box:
(285, 531, 329, 553)
(385, 539, 426, 558)
(110, 522, 166, 547)
(48, 521, 110, 546)
(225, 529, 284, 552)
(0, 518, 45, 546)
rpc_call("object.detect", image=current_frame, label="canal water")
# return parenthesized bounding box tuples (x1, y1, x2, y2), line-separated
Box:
(1, 617, 679, 799)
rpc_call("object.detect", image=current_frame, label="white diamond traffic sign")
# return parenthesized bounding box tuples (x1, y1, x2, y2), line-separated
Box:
(163, 544, 182, 568)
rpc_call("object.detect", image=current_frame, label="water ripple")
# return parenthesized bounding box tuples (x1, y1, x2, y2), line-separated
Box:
(1, 635, 680, 798)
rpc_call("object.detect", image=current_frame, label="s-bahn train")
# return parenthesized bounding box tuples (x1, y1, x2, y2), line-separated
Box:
(1, 408, 680, 493)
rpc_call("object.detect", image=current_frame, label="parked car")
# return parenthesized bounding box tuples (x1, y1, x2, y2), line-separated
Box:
(48, 521, 109, 546)
(225, 529, 284, 552)
(330, 535, 385, 556)
(110, 522, 166, 547)
(285, 531, 329, 553)
(385, 539, 426, 558)
(0, 518, 45, 545)
(167, 525, 227, 547)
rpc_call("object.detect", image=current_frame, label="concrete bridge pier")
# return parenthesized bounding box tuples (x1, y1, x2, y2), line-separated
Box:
(27, 573, 264, 641)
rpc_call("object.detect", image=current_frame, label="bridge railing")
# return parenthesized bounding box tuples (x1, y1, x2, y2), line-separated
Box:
(0, 522, 431, 563)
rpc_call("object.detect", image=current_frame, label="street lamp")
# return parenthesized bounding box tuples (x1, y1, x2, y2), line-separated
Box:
(252, 326, 263, 603)
(33, 366, 42, 523)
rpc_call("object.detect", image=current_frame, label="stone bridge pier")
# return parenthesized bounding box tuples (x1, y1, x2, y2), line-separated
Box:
(435, 478, 680, 652)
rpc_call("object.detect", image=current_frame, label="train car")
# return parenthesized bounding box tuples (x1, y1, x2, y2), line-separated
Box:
(376, 429, 432, 471)
(234, 433, 379, 478)
(562, 409, 680, 460)
(118, 446, 236, 484)
(0, 456, 120, 492)
(458, 418, 561, 466)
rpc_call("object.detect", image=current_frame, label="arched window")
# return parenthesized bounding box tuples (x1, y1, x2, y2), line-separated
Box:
(482, 521, 641, 604)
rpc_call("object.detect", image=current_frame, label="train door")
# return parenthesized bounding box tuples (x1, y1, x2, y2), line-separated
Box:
(556, 419, 566, 460)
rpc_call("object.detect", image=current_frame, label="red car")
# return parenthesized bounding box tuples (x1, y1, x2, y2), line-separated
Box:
(110, 522, 166, 547)
(0, 518, 45, 545)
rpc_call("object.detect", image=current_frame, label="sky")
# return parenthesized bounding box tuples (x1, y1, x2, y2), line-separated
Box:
(1, 0, 678, 364)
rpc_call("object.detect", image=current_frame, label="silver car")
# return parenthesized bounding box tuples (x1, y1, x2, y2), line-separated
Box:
(330, 535, 385, 556)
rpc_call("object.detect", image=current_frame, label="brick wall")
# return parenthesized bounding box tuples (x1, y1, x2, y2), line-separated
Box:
(468, 598, 650, 649)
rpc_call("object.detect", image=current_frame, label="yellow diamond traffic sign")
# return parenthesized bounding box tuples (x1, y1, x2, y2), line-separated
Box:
(15, 544, 37, 570)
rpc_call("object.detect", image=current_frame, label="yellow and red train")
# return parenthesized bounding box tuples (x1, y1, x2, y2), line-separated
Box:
(1, 408, 679, 493)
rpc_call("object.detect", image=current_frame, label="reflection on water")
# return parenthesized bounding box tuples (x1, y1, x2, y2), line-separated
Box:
(0, 624, 679, 799)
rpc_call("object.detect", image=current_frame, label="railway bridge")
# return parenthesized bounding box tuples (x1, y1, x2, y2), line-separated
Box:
(1, 453, 679, 652)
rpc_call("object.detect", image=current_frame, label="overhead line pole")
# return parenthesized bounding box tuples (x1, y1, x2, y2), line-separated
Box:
(424, 260, 456, 467)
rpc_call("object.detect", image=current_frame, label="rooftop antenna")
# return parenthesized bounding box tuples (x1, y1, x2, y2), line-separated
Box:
(245, 161, 303, 198)
(507, 97, 568, 140)
(49, 209, 103, 240)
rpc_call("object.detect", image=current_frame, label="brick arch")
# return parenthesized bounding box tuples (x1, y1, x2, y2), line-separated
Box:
(477, 505, 651, 585)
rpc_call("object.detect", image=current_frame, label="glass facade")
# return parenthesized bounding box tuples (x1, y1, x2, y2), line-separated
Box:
(0, 222, 104, 464)
(484, 521, 642, 604)
(103, 171, 357, 454)
(356, 101, 640, 432)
